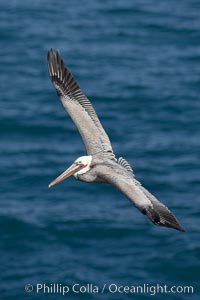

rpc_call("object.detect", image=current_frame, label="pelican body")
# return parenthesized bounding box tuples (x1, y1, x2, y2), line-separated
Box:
(48, 49, 184, 232)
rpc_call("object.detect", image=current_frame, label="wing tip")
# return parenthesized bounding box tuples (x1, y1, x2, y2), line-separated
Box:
(47, 48, 60, 78)
(47, 48, 80, 97)
(145, 206, 185, 232)
(157, 220, 185, 232)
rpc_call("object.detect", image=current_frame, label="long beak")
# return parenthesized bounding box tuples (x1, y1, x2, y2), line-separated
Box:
(48, 163, 82, 188)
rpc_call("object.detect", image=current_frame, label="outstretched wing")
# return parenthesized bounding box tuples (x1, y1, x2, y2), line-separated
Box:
(99, 164, 184, 231)
(48, 49, 115, 160)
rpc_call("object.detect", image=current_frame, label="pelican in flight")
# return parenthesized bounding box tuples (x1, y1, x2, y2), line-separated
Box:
(47, 49, 184, 232)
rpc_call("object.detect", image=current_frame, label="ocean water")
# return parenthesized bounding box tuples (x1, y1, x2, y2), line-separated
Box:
(0, 0, 200, 299)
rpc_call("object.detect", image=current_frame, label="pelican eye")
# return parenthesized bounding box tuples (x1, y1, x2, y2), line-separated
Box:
(75, 161, 83, 166)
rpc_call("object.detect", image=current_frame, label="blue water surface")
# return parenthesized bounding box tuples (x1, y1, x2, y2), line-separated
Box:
(0, 0, 200, 299)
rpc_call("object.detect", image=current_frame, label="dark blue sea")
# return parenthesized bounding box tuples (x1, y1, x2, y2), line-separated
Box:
(1, 1, 200, 299)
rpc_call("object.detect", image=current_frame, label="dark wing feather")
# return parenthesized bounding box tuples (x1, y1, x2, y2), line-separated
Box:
(48, 49, 115, 159)
(139, 186, 185, 231)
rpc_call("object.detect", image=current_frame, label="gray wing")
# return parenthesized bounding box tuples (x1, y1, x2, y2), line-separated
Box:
(100, 162, 184, 231)
(48, 49, 116, 160)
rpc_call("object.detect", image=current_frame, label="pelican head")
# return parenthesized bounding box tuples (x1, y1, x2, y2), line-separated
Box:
(48, 155, 92, 188)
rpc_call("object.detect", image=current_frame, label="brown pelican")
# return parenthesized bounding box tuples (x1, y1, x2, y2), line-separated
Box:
(47, 48, 184, 232)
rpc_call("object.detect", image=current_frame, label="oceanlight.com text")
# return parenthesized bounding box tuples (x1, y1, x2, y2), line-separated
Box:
(25, 282, 194, 296)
